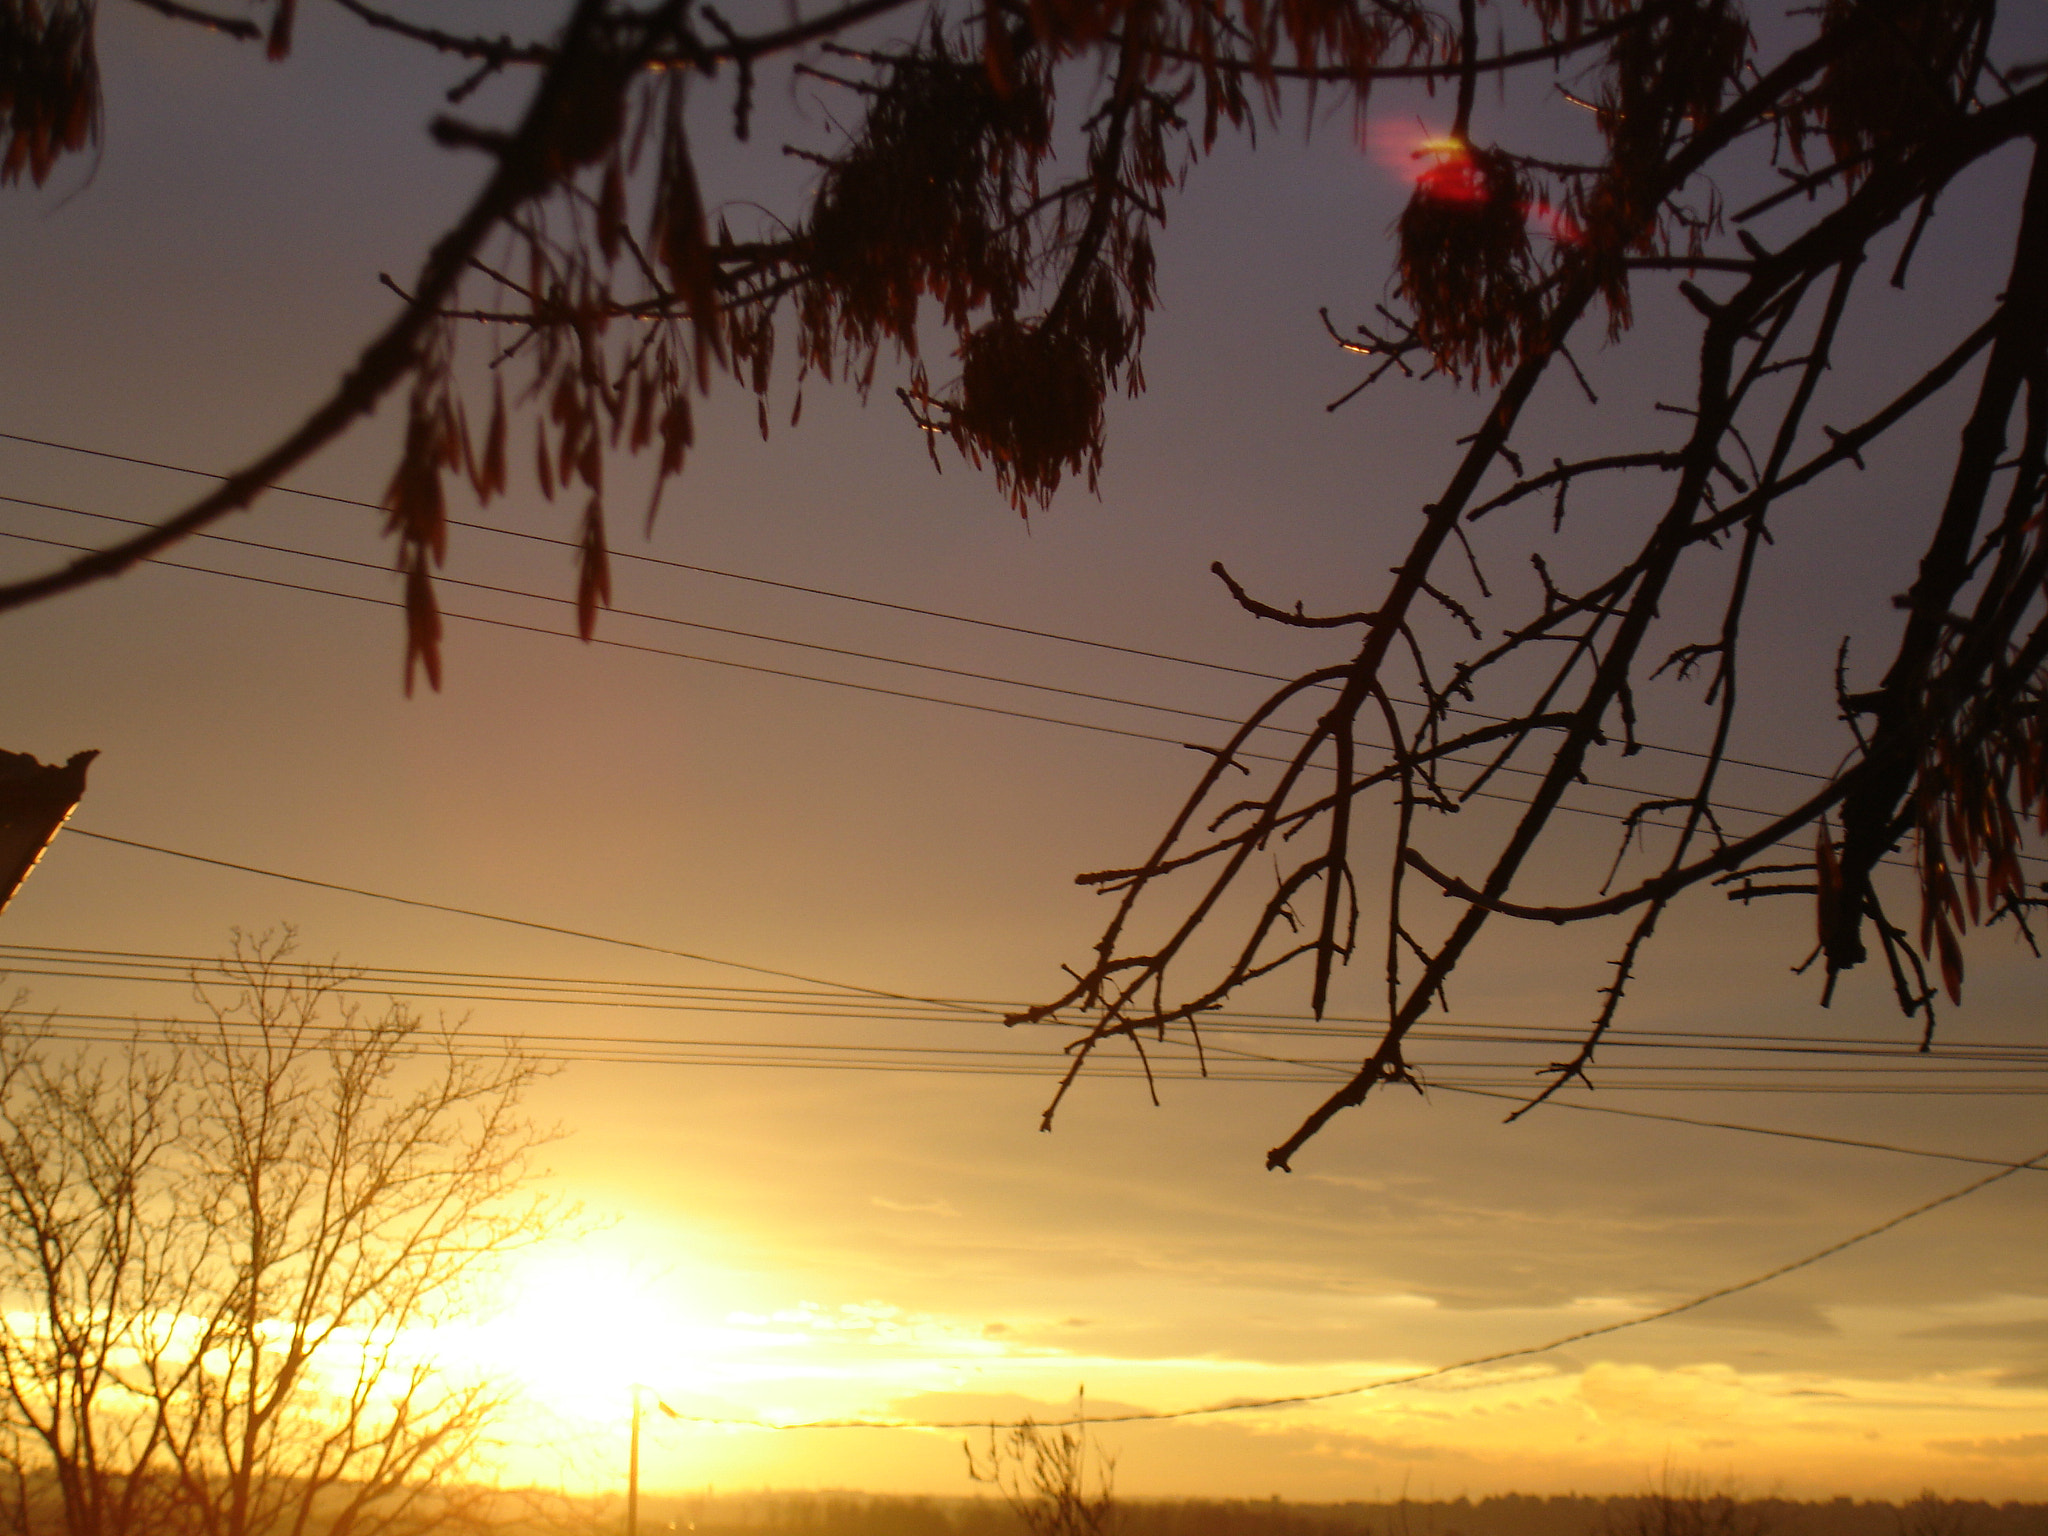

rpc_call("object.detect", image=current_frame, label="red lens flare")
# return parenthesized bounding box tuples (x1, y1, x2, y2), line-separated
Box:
(1364, 123, 1584, 247)
(1412, 137, 1490, 205)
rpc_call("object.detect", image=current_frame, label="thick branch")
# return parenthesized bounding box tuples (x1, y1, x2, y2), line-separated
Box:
(1400, 776, 1850, 924)
(127, 0, 261, 40)
(0, 0, 625, 614)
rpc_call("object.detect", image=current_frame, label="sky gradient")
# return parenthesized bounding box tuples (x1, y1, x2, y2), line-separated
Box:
(2, 0, 2045, 1506)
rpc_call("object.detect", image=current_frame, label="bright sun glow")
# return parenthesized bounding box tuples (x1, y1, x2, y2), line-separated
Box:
(463, 1236, 712, 1426)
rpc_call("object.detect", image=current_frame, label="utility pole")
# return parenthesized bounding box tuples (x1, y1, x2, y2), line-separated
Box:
(628, 1383, 642, 1536)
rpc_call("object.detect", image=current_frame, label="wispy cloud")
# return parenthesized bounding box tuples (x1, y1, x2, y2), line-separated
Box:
(871, 1196, 961, 1217)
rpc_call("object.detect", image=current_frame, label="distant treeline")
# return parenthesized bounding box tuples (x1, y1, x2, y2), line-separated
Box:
(614, 1490, 2048, 1536)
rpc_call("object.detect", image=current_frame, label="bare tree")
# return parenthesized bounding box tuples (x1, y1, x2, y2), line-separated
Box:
(965, 1391, 1117, 1536)
(0, 933, 555, 1536)
(1603, 1474, 1770, 1536)
(0, 999, 190, 1536)
(1896, 1492, 1979, 1536)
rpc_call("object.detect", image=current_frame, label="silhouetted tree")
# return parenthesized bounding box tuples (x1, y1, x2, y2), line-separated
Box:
(965, 1391, 1116, 1536)
(1896, 1493, 1979, 1536)
(0, 933, 553, 1536)
(1603, 1477, 1770, 1536)
(4, 0, 2045, 1162)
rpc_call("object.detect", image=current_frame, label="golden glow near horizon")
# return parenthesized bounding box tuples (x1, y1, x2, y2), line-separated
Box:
(429, 1217, 2048, 1502)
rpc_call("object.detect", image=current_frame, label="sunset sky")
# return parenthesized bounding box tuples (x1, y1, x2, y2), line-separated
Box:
(2, 0, 2046, 1507)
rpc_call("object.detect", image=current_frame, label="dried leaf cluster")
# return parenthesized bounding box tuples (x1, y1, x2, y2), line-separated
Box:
(0, 0, 96, 185)
(355, 0, 1454, 685)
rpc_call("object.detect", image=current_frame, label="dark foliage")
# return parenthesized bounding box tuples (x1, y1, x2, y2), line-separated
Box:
(0, 0, 96, 186)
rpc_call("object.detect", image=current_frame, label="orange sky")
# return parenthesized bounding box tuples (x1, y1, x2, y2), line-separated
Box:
(2, 0, 2045, 1506)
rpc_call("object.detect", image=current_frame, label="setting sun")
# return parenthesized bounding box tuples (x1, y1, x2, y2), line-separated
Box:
(471, 1237, 714, 1421)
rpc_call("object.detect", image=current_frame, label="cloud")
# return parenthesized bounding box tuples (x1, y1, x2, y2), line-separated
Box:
(1927, 1434, 2048, 1459)
(1576, 1362, 1750, 1427)
(871, 1196, 960, 1217)
(1908, 1316, 2048, 1343)
(1674, 1291, 1838, 1337)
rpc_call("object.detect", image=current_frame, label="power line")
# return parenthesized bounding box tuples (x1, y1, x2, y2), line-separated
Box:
(50, 832, 2048, 1105)
(12, 933, 2043, 1092)
(3, 528, 1255, 765)
(15, 941, 2044, 1059)
(17, 967, 2040, 1073)
(0, 501, 1290, 742)
(0, 431, 1309, 686)
(0, 426, 1836, 786)
(10, 1007, 2042, 1096)
(22, 938, 2048, 1067)
(19, 431, 2041, 1048)
(11, 945, 2041, 1169)
(59, 828, 998, 1015)
(2, 521, 1924, 870)
(0, 511, 1824, 834)
(1430, 1084, 2048, 1171)
(1116, 1035, 2048, 1165)
(15, 479, 2039, 890)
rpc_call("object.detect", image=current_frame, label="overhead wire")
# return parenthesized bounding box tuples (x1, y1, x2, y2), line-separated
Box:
(0, 431, 1316, 686)
(0, 500, 1288, 742)
(7, 1007, 2042, 1095)
(0, 519, 1948, 870)
(12, 437, 2046, 1136)
(44, 829, 2048, 1107)
(18, 938, 2048, 1071)
(7, 906, 2041, 1180)
(1429, 1083, 2048, 1170)
(0, 510, 1825, 837)
(12, 991, 2039, 1077)
(57, 829, 1002, 1014)
(9, 444, 2040, 881)
(0, 428, 1832, 785)
(14, 941, 2048, 1061)
(17, 424, 2047, 1072)
(1, 527, 1251, 764)
(1134, 1023, 2048, 1158)
(14, 988, 2030, 1439)
(10, 933, 2043, 1103)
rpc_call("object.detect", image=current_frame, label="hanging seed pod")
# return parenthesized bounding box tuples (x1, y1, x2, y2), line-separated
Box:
(955, 314, 1105, 512)
(1396, 142, 1542, 383)
(1812, 0, 1983, 179)
(0, 0, 100, 187)
(797, 22, 1051, 370)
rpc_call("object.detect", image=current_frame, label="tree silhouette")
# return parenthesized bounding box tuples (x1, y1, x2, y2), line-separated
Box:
(3, 0, 2045, 1161)
(965, 1391, 1116, 1536)
(0, 933, 554, 1536)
